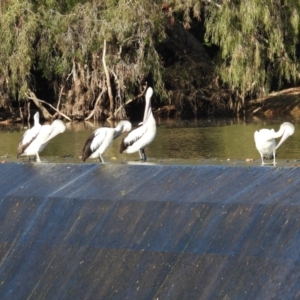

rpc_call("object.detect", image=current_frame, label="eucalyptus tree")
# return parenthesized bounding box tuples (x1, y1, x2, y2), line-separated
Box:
(205, 0, 300, 111)
(0, 0, 299, 119)
(0, 0, 39, 108)
(35, 0, 167, 120)
(0, 0, 166, 119)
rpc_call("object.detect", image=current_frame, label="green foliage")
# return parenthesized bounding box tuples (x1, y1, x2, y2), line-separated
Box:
(1, 0, 300, 114)
(205, 0, 300, 100)
(168, 0, 202, 26)
(0, 0, 169, 106)
(0, 0, 40, 98)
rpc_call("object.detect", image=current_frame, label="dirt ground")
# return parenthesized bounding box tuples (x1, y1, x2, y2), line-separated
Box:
(245, 87, 300, 118)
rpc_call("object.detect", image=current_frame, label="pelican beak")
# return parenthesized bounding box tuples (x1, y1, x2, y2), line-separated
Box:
(43, 129, 61, 145)
(42, 123, 66, 145)
(275, 130, 291, 150)
(143, 99, 152, 122)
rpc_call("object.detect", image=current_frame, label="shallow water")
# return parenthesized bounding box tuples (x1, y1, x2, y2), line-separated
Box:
(1, 115, 300, 167)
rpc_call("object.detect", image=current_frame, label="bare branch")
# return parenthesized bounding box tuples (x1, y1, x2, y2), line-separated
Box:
(84, 89, 105, 121)
(57, 71, 73, 110)
(25, 90, 53, 120)
(113, 85, 148, 118)
(72, 58, 78, 83)
(102, 40, 114, 119)
(25, 92, 72, 121)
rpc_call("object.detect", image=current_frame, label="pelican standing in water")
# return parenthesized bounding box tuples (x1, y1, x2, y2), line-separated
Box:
(254, 122, 295, 165)
(17, 112, 66, 162)
(82, 120, 132, 163)
(120, 87, 156, 161)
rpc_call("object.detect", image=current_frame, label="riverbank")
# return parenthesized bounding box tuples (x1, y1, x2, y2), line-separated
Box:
(246, 87, 300, 117)
(2, 87, 300, 123)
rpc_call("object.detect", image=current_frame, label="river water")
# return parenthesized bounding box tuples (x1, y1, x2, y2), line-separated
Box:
(1, 115, 299, 166)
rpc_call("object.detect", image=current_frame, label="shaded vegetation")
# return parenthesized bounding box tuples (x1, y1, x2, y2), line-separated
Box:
(0, 0, 300, 120)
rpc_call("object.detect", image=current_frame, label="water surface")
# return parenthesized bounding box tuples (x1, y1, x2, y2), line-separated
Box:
(1, 116, 300, 167)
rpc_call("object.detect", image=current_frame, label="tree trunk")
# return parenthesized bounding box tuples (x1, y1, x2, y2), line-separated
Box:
(26, 91, 53, 120)
(25, 90, 71, 121)
(102, 40, 114, 119)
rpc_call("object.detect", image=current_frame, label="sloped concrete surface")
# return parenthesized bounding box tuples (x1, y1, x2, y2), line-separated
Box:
(0, 162, 300, 299)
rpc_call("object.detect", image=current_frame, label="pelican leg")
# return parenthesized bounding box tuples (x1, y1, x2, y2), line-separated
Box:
(260, 154, 265, 165)
(140, 149, 147, 161)
(138, 150, 143, 160)
(35, 152, 41, 163)
(99, 154, 104, 163)
(273, 151, 276, 165)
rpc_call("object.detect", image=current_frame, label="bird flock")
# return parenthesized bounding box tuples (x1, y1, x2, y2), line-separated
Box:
(16, 86, 295, 165)
(17, 87, 157, 163)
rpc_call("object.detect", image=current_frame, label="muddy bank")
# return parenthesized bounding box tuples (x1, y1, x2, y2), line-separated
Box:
(2, 87, 300, 123)
(246, 87, 300, 117)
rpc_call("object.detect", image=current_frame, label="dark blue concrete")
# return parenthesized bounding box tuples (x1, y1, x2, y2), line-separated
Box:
(0, 163, 300, 299)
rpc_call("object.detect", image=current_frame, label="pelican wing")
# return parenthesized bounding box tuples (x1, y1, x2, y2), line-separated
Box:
(255, 129, 271, 143)
(82, 128, 107, 162)
(91, 128, 108, 152)
(120, 124, 148, 153)
(17, 125, 41, 156)
(254, 128, 278, 160)
(21, 125, 41, 145)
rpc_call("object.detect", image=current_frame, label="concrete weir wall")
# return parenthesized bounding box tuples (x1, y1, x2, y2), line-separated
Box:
(0, 163, 300, 299)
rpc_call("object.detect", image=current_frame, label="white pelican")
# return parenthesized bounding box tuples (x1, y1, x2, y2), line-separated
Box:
(120, 87, 156, 161)
(82, 120, 132, 163)
(17, 113, 66, 162)
(254, 122, 295, 165)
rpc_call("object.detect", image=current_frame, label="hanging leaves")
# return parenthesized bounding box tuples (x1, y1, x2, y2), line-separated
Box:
(205, 0, 300, 100)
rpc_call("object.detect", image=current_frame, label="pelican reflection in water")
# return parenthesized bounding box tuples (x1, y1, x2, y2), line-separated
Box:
(254, 122, 295, 165)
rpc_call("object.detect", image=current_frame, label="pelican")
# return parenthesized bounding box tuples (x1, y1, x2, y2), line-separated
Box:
(17, 113, 66, 162)
(82, 120, 132, 163)
(254, 122, 295, 165)
(120, 87, 156, 161)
